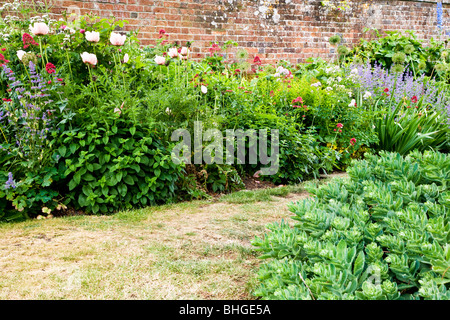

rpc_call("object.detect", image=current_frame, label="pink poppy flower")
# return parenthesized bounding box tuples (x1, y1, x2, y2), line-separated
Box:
(30, 22, 49, 35)
(80, 52, 98, 66)
(110, 32, 126, 46)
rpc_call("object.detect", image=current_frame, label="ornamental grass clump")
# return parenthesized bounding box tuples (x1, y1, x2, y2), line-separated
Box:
(252, 150, 450, 300)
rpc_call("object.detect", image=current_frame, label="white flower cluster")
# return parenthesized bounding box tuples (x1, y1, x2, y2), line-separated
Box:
(0, 0, 21, 11)
(0, 32, 10, 41)
(347, 67, 360, 83)
(325, 65, 341, 74)
(363, 91, 372, 99)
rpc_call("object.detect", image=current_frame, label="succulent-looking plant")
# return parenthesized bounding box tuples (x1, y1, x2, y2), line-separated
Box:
(253, 150, 450, 300)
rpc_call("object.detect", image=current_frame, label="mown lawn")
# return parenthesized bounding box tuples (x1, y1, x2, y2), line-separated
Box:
(0, 175, 344, 299)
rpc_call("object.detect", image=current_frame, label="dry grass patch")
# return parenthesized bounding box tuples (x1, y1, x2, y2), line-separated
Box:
(0, 175, 346, 299)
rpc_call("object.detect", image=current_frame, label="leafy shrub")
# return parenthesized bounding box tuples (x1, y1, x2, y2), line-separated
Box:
(222, 106, 337, 184)
(57, 118, 183, 214)
(252, 150, 450, 300)
(347, 29, 448, 80)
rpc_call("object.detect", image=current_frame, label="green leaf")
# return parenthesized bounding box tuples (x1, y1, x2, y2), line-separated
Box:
(70, 143, 77, 154)
(58, 146, 67, 157)
(124, 174, 135, 185)
(68, 179, 78, 191)
(83, 173, 96, 182)
(354, 251, 365, 277)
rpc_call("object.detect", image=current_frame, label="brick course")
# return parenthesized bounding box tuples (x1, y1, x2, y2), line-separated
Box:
(4, 0, 450, 64)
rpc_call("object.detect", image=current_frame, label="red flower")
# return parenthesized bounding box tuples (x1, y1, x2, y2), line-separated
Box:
(159, 29, 166, 35)
(57, 78, 63, 82)
(411, 95, 418, 103)
(384, 88, 389, 92)
(45, 63, 56, 74)
(336, 123, 343, 128)
(22, 33, 38, 47)
(350, 138, 357, 146)
(292, 97, 303, 104)
(253, 56, 262, 65)
(2, 98, 12, 102)
(1, 48, 5, 52)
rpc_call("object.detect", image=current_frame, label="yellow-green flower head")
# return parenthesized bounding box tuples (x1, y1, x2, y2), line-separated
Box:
(392, 52, 406, 64)
(337, 45, 350, 57)
(417, 61, 427, 71)
(435, 63, 446, 73)
(329, 35, 342, 46)
(392, 63, 404, 73)
(404, 45, 415, 55)
(235, 48, 249, 61)
(22, 52, 37, 66)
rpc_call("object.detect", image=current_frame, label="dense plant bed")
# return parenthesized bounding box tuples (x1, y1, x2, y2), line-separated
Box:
(252, 150, 450, 300)
(0, 2, 449, 221)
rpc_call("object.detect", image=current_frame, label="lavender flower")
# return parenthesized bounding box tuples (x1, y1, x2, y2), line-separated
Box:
(348, 61, 450, 126)
(437, 2, 443, 31)
(5, 172, 16, 189)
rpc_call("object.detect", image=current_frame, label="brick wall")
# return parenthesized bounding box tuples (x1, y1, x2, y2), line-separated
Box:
(5, 0, 450, 64)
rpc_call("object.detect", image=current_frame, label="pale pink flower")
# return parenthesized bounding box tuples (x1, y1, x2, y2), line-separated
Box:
(154, 55, 166, 65)
(30, 22, 49, 36)
(168, 47, 178, 58)
(180, 47, 189, 55)
(110, 32, 126, 46)
(114, 107, 122, 115)
(85, 31, 100, 43)
(201, 85, 207, 94)
(123, 53, 129, 63)
(80, 52, 98, 66)
(17, 50, 26, 61)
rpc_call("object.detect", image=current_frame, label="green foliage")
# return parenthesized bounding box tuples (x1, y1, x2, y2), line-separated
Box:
(0, 165, 64, 220)
(58, 119, 182, 214)
(252, 150, 450, 300)
(372, 97, 449, 155)
(0, 10, 448, 221)
(348, 29, 449, 80)
(222, 107, 336, 184)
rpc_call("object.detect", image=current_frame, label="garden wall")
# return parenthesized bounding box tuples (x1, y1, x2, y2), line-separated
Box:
(11, 0, 450, 64)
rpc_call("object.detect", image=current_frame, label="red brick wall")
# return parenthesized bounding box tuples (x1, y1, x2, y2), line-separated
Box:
(5, 0, 450, 64)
